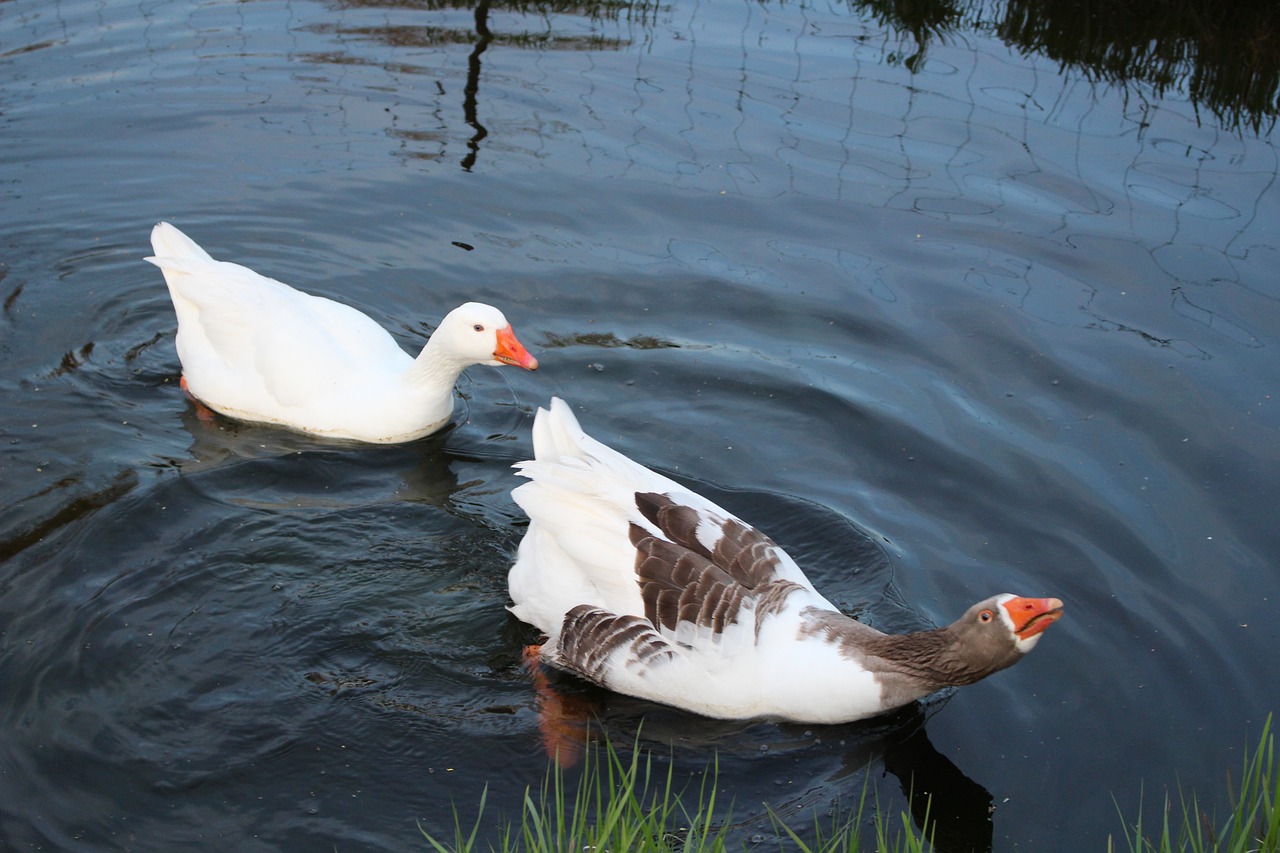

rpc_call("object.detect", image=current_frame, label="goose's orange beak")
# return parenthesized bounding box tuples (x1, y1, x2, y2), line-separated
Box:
(1002, 596, 1064, 639)
(494, 325, 539, 370)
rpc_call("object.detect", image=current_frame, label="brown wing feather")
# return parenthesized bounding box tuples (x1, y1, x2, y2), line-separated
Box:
(753, 578, 806, 635)
(629, 494, 805, 641)
(550, 604, 676, 684)
(630, 526, 749, 633)
(634, 491, 783, 588)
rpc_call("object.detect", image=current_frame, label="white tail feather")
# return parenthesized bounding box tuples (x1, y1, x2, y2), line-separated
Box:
(148, 221, 214, 263)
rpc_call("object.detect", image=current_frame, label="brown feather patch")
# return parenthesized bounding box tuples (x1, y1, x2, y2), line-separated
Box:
(551, 605, 676, 684)
(634, 491, 783, 589)
(752, 579, 805, 636)
(628, 497, 803, 642)
(631, 527, 747, 633)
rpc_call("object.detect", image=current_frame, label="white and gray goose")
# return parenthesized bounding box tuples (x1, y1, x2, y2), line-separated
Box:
(508, 398, 1064, 724)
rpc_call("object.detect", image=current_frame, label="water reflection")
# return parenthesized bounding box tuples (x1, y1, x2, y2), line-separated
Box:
(859, 0, 1279, 133)
(313, 0, 649, 166)
(997, 0, 1279, 134)
(169, 403, 469, 508)
(307, 0, 1276, 152)
(0, 470, 138, 563)
(540, 330, 682, 350)
(880, 718, 994, 853)
(463, 0, 493, 170)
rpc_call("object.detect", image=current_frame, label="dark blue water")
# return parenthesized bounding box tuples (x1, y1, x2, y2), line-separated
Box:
(2, 0, 1278, 850)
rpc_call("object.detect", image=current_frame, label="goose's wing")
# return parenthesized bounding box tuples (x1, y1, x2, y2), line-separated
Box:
(509, 399, 831, 631)
(511, 399, 840, 695)
(148, 245, 407, 407)
(539, 512, 845, 721)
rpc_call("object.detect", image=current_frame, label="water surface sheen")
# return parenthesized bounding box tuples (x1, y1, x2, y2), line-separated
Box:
(1, 0, 1278, 850)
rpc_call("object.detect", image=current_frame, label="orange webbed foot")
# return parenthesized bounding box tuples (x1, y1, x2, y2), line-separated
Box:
(523, 643, 594, 768)
(179, 376, 218, 422)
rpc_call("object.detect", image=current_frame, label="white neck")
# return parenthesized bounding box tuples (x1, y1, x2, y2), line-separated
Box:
(404, 336, 472, 394)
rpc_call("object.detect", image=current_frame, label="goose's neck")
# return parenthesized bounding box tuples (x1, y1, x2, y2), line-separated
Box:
(805, 609, 985, 691)
(404, 336, 470, 395)
(860, 626, 973, 689)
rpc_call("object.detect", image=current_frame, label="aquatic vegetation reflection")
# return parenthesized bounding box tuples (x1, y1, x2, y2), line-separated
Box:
(855, 0, 1279, 133)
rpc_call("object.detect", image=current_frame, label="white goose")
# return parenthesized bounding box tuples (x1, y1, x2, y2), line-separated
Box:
(146, 222, 538, 443)
(509, 398, 1063, 724)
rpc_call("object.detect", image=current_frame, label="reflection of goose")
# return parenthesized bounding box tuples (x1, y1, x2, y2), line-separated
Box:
(146, 222, 538, 443)
(509, 398, 1063, 724)
(881, 719, 995, 853)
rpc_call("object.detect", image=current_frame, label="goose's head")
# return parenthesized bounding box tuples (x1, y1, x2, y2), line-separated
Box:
(436, 302, 539, 370)
(944, 593, 1065, 678)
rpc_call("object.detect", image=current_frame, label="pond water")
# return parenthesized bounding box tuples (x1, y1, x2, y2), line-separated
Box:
(2, 0, 1278, 850)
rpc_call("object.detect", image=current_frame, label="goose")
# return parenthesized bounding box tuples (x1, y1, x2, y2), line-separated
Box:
(509, 398, 1063, 724)
(146, 222, 538, 443)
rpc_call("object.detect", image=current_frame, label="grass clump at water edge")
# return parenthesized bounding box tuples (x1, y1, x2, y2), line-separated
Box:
(420, 715, 1279, 851)
(1111, 714, 1278, 853)
(418, 736, 928, 852)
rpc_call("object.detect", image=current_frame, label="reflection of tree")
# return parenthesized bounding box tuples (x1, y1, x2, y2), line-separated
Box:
(998, 0, 1279, 134)
(462, 0, 492, 171)
(848, 0, 1279, 133)
(318, 0, 658, 167)
(858, 0, 961, 72)
(308, 0, 1274, 168)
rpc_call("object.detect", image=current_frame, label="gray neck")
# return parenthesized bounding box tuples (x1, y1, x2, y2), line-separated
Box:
(802, 608, 1024, 697)
(861, 627, 979, 690)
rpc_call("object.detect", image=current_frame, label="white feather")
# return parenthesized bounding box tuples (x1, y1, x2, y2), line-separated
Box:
(146, 222, 536, 443)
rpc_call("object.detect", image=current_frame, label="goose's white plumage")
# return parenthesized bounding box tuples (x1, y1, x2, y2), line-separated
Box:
(146, 222, 538, 443)
(509, 398, 1063, 724)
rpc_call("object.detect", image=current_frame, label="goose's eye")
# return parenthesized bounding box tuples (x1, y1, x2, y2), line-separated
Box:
(473, 324, 485, 332)
(979, 609, 994, 623)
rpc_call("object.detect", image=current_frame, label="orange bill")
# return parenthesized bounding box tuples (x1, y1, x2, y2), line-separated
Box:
(1002, 596, 1065, 639)
(494, 325, 539, 370)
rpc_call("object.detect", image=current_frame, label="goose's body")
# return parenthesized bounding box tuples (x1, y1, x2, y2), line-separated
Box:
(146, 222, 538, 443)
(509, 398, 1063, 724)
